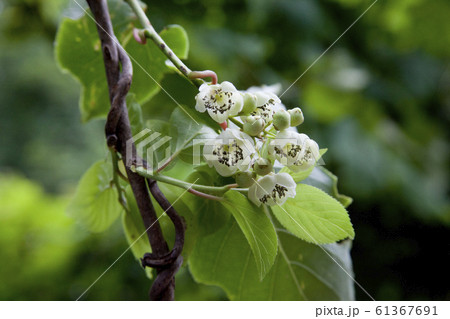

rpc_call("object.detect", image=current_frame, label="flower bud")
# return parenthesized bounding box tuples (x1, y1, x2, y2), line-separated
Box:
(254, 158, 273, 176)
(273, 109, 291, 131)
(265, 151, 276, 162)
(239, 93, 258, 115)
(243, 117, 265, 136)
(235, 171, 255, 187)
(288, 107, 304, 126)
(241, 115, 255, 123)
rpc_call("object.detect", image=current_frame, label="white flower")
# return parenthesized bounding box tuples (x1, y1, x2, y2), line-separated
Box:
(269, 131, 320, 172)
(249, 91, 282, 123)
(203, 128, 255, 176)
(248, 173, 296, 206)
(246, 84, 285, 121)
(195, 81, 244, 123)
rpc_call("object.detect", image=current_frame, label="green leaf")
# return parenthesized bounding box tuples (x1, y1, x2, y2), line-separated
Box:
(170, 107, 218, 150)
(279, 148, 327, 182)
(302, 167, 353, 208)
(55, 15, 108, 122)
(55, 1, 189, 122)
(67, 161, 123, 232)
(221, 192, 278, 280)
(160, 24, 189, 59)
(124, 25, 190, 107)
(139, 106, 219, 173)
(55, 0, 136, 122)
(189, 217, 355, 300)
(138, 119, 173, 171)
(169, 107, 218, 166)
(272, 184, 354, 244)
(185, 166, 231, 236)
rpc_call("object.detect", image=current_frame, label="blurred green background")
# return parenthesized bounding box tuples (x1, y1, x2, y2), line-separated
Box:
(0, 0, 448, 300)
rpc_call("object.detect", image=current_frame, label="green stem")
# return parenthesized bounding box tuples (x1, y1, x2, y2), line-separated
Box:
(135, 166, 234, 194)
(232, 188, 249, 194)
(110, 150, 129, 212)
(229, 117, 243, 129)
(188, 188, 223, 201)
(125, 0, 203, 87)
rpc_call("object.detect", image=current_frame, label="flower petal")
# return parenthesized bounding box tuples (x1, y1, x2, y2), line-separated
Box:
(214, 162, 236, 177)
(195, 96, 206, 112)
(276, 173, 296, 189)
(220, 81, 237, 92)
(248, 183, 261, 206)
(229, 92, 244, 115)
(208, 109, 229, 123)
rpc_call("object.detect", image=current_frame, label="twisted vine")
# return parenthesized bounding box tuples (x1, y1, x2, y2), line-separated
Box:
(86, 0, 185, 301)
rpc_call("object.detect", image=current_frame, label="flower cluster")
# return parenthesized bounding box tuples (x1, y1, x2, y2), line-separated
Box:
(195, 82, 320, 206)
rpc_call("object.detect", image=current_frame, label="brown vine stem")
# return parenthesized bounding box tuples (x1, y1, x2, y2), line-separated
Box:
(86, 0, 184, 301)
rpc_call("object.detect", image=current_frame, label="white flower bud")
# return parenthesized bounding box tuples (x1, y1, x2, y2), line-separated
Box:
(248, 173, 296, 206)
(203, 128, 255, 176)
(253, 157, 273, 176)
(239, 93, 258, 115)
(235, 171, 255, 187)
(195, 81, 244, 123)
(269, 130, 320, 172)
(288, 108, 304, 126)
(273, 109, 291, 131)
(243, 117, 265, 136)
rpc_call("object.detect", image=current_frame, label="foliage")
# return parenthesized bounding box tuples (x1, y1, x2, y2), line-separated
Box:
(0, 174, 149, 300)
(271, 184, 354, 244)
(0, 175, 76, 300)
(55, 2, 189, 122)
(190, 217, 354, 300)
(53, 0, 358, 301)
(0, 0, 448, 301)
(67, 160, 123, 233)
